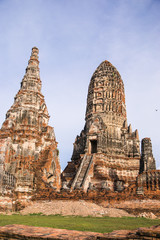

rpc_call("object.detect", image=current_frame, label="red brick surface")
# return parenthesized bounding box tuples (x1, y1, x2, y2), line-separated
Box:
(0, 224, 160, 239)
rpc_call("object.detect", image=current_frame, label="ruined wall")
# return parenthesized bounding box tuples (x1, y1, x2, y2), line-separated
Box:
(137, 170, 160, 195)
(0, 172, 16, 194)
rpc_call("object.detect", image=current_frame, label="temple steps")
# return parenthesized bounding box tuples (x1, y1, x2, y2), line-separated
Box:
(71, 154, 93, 190)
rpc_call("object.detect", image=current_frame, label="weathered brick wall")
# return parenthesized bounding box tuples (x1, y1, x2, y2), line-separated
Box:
(1, 171, 16, 194)
(137, 170, 160, 195)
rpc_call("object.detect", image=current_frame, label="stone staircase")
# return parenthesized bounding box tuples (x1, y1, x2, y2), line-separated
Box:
(71, 155, 93, 190)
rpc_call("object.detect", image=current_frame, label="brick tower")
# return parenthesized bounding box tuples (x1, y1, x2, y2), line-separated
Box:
(62, 60, 141, 192)
(0, 47, 61, 196)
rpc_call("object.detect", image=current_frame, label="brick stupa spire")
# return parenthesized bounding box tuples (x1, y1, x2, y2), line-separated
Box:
(0, 47, 61, 196)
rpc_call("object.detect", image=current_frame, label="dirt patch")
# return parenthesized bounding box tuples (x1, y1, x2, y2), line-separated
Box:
(20, 200, 134, 217)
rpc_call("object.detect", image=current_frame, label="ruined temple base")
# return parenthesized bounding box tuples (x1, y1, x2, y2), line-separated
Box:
(2, 185, 160, 213)
(1, 196, 160, 220)
(0, 224, 160, 239)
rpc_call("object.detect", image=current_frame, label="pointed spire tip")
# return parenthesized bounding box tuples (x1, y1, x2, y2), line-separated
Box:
(32, 46, 39, 50)
(31, 47, 39, 55)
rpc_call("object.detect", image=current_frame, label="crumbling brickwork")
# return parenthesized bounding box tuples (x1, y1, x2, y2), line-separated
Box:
(140, 138, 156, 173)
(62, 61, 141, 192)
(0, 47, 61, 198)
(137, 170, 160, 194)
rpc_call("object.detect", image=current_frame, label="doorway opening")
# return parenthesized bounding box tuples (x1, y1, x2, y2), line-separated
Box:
(90, 140, 97, 154)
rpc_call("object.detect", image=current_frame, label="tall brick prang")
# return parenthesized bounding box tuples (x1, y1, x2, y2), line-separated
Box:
(0, 47, 61, 197)
(62, 60, 141, 192)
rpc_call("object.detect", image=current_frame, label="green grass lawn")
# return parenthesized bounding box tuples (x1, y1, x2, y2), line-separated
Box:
(0, 214, 160, 233)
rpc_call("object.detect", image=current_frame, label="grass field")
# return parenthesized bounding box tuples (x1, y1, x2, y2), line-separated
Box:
(0, 214, 160, 233)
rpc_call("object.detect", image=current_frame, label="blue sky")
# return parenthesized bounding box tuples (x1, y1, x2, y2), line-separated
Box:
(0, 0, 160, 170)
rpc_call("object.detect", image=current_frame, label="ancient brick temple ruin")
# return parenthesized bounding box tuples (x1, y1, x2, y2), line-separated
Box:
(0, 47, 61, 197)
(0, 49, 159, 203)
(62, 60, 157, 194)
